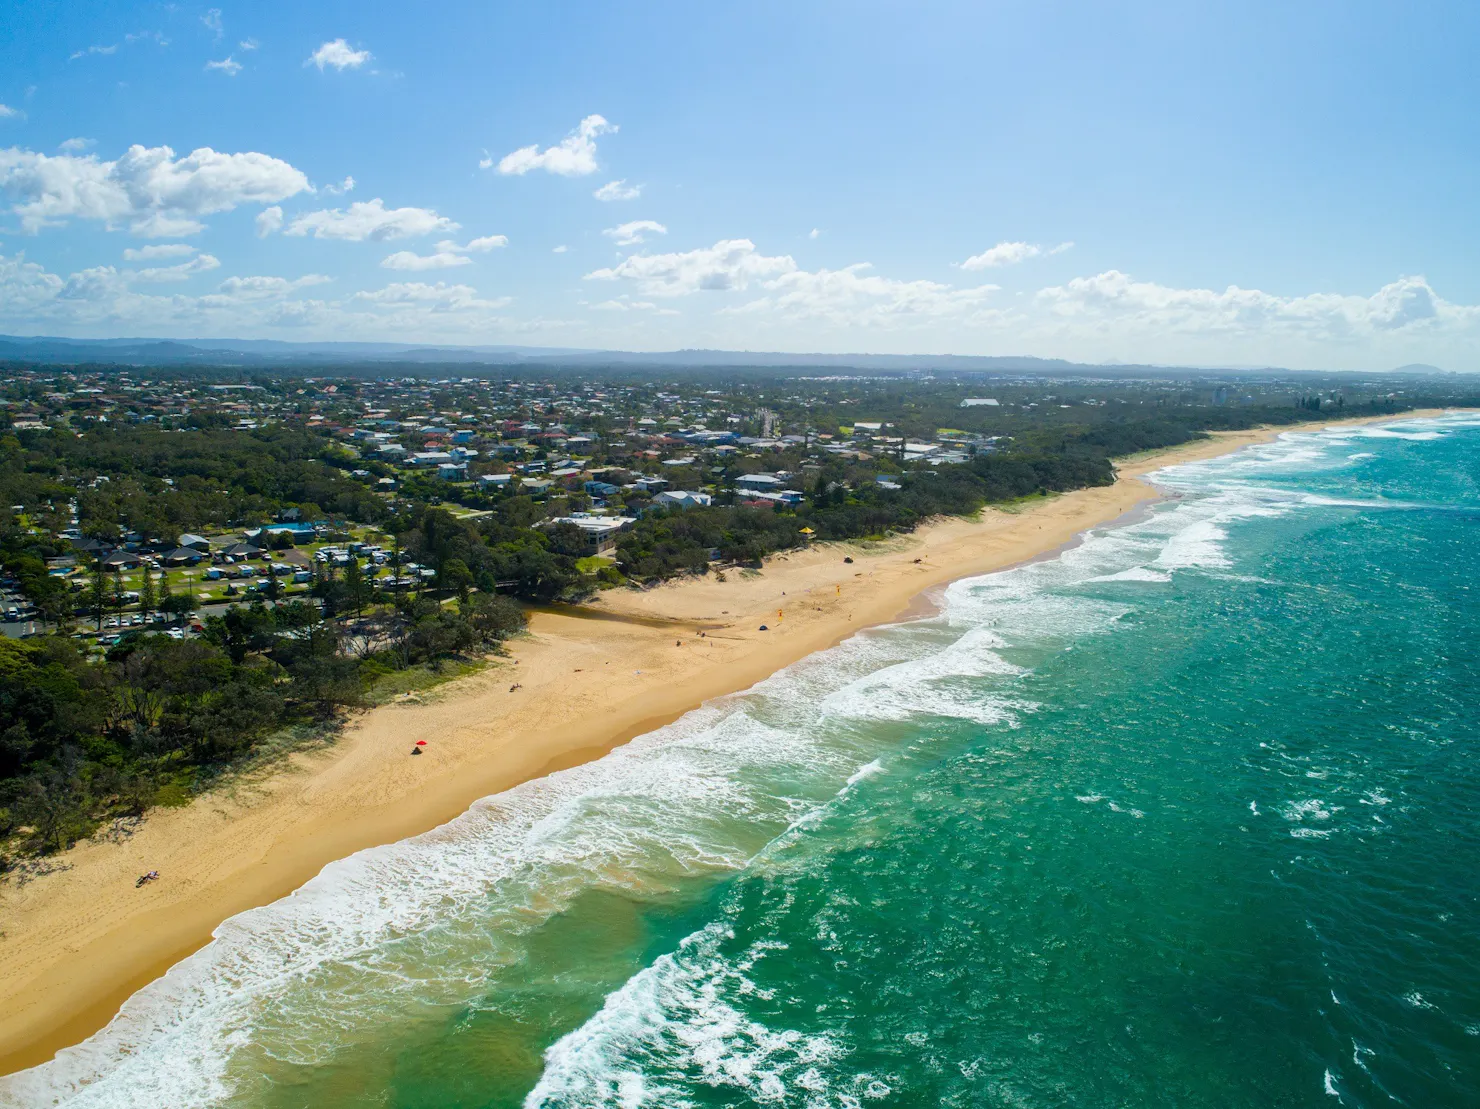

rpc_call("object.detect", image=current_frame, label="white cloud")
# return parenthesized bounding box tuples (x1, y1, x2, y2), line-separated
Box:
(128, 213, 206, 237)
(0, 248, 527, 337)
(960, 240, 1073, 270)
(255, 205, 284, 237)
(0, 105, 24, 121)
(457, 234, 507, 252)
(210, 274, 332, 301)
(496, 114, 613, 177)
(381, 249, 471, 271)
(122, 243, 195, 260)
(593, 179, 641, 201)
(603, 219, 667, 246)
(69, 32, 166, 61)
(352, 281, 510, 310)
(202, 9, 224, 40)
(585, 238, 796, 296)
(380, 233, 507, 270)
(239, 38, 259, 51)
(309, 39, 371, 71)
(283, 198, 457, 241)
(58, 137, 93, 153)
(809, 228, 821, 240)
(552, 244, 569, 253)
(320, 175, 355, 196)
(589, 297, 678, 316)
(128, 253, 221, 283)
(1035, 270, 1467, 340)
(0, 143, 310, 235)
(729, 264, 1001, 328)
(205, 56, 242, 76)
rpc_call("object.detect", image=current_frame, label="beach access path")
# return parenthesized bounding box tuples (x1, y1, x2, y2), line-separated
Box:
(0, 415, 1448, 1074)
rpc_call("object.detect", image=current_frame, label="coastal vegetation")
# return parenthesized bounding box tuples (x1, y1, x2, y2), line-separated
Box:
(0, 589, 524, 860)
(2, 363, 1475, 863)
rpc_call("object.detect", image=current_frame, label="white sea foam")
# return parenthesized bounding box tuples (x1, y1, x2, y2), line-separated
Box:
(1082, 566, 1172, 584)
(523, 923, 858, 1109)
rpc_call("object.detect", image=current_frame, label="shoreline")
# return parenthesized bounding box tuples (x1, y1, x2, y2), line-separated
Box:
(0, 410, 1456, 1076)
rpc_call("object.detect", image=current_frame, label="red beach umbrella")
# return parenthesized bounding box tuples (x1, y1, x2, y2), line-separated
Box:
(415, 740, 427, 746)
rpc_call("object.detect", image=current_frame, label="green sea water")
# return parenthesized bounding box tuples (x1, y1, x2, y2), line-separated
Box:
(5, 413, 1478, 1108)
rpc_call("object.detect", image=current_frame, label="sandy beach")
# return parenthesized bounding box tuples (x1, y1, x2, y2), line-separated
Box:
(0, 413, 1450, 1075)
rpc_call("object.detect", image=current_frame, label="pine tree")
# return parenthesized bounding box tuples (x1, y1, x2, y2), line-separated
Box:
(139, 563, 156, 619)
(344, 556, 366, 617)
(88, 557, 108, 631)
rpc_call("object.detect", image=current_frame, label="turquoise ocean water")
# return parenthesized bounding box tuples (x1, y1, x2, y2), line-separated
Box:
(4, 412, 1479, 1108)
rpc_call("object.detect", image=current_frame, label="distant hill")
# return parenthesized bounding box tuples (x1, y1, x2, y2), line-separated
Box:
(0, 334, 1468, 379)
(0, 335, 1223, 375)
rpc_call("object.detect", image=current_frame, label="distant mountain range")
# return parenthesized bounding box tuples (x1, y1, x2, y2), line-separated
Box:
(0, 334, 1460, 377)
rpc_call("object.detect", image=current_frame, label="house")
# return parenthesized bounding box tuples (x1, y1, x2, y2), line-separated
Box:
(161, 547, 205, 566)
(102, 550, 144, 570)
(178, 533, 211, 551)
(546, 514, 636, 555)
(734, 473, 783, 492)
(652, 490, 713, 511)
(584, 480, 621, 498)
(437, 462, 468, 480)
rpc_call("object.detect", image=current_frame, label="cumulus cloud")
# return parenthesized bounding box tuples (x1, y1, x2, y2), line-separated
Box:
(730, 264, 1001, 328)
(202, 9, 224, 40)
(590, 296, 679, 316)
(809, 228, 821, 240)
(0, 143, 310, 235)
(309, 39, 370, 71)
(69, 44, 119, 61)
(0, 248, 524, 337)
(585, 238, 796, 296)
(960, 240, 1072, 270)
(458, 234, 508, 252)
(352, 281, 510, 311)
(496, 114, 613, 176)
(58, 137, 94, 153)
(122, 243, 195, 260)
(320, 175, 355, 196)
(283, 198, 457, 241)
(552, 244, 569, 253)
(586, 234, 1004, 328)
(1035, 270, 1464, 339)
(380, 234, 506, 271)
(0, 105, 24, 121)
(593, 179, 641, 201)
(209, 274, 333, 301)
(239, 38, 259, 52)
(128, 253, 221, 282)
(602, 219, 666, 246)
(255, 205, 284, 237)
(205, 56, 242, 76)
(381, 249, 471, 271)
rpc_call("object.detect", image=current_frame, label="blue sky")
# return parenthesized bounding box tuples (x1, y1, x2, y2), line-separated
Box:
(1, 1, 1477, 369)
